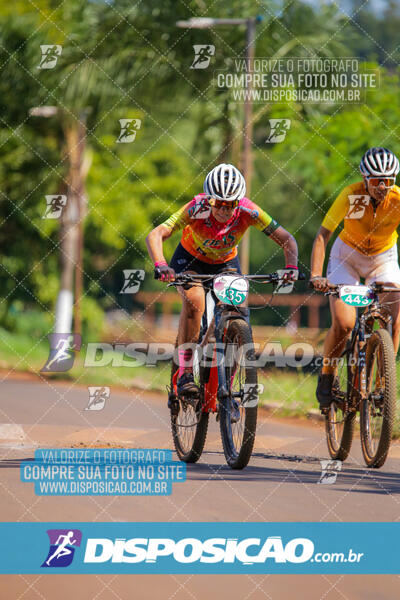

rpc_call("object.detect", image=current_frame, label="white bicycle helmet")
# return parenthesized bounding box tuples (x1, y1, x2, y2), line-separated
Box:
(203, 163, 246, 201)
(359, 147, 399, 178)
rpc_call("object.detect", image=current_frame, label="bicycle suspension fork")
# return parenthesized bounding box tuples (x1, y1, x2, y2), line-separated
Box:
(214, 305, 229, 401)
(357, 317, 367, 399)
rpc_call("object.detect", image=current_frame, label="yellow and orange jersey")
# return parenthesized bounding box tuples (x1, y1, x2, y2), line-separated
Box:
(322, 181, 400, 255)
(162, 194, 278, 264)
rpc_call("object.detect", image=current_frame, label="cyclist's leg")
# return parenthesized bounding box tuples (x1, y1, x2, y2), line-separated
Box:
(323, 295, 357, 363)
(325, 238, 359, 367)
(367, 243, 400, 353)
(176, 282, 205, 350)
(317, 297, 356, 408)
(379, 286, 400, 353)
(170, 244, 206, 393)
(318, 239, 358, 407)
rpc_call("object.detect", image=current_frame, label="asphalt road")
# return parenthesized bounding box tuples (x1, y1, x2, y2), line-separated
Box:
(0, 376, 400, 599)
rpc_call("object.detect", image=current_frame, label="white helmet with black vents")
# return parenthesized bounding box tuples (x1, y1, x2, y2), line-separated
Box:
(359, 147, 399, 178)
(203, 163, 246, 201)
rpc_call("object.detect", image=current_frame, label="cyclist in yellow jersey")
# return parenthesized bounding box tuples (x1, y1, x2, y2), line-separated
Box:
(310, 147, 400, 409)
(146, 163, 298, 397)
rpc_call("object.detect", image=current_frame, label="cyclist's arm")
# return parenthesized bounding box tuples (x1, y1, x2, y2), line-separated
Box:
(145, 224, 173, 265)
(310, 226, 332, 277)
(146, 203, 191, 265)
(311, 188, 348, 277)
(268, 226, 298, 267)
(247, 200, 298, 266)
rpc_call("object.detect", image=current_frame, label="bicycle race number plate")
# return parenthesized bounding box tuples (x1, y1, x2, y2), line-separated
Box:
(339, 285, 373, 307)
(213, 275, 249, 306)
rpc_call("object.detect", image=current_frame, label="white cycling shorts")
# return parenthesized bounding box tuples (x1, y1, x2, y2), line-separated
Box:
(327, 237, 400, 285)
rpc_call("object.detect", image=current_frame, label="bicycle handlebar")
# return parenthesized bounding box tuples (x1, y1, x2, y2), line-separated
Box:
(309, 280, 400, 295)
(155, 270, 306, 283)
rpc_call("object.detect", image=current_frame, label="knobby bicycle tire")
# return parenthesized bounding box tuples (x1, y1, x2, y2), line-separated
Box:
(170, 342, 209, 463)
(361, 328, 396, 468)
(325, 348, 356, 461)
(219, 319, 258, 470)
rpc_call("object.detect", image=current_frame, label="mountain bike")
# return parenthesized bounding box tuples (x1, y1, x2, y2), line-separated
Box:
(161, 269, 299, 470)
(312, 282, 400, 468)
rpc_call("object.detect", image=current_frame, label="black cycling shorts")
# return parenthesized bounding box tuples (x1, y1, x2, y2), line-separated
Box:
(170, 243, 242, 276)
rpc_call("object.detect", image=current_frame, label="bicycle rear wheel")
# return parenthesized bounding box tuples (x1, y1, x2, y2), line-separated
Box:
(219, 319, 258, 470)
(360, 328, 396, 468)
(170, 343, 209, 463)
(325, 350, 356, 461)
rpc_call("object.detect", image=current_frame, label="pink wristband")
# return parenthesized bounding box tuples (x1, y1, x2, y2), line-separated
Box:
(285, 264, 298, 269)
(155, 261, 168, 268)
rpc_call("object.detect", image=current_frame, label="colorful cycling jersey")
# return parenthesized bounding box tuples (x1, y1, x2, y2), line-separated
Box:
(321, 182, 400, 255)
(162, 194, 278, 263)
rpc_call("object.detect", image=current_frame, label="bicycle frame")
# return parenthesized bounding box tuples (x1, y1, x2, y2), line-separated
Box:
(171, 282, 249, 413)
(331, 284, 396, 411)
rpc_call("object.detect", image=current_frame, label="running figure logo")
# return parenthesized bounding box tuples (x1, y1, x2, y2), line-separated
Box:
(243, 384, 264, 407)
(41, 529, 82, 568)
(346, 195, 370, 219)
(120, 269, 145, 294)
(116, 119, 141, 143)
(43, 195, 67, 219)
(190, 45, 215, 69)
(318, 460, 342, 484)
(85, 386, 110, 411)
(188, 198, 211, 219)
(38, 45, 62, 69)
(41, 334, 82, 372)
(266, 119, 291, 143)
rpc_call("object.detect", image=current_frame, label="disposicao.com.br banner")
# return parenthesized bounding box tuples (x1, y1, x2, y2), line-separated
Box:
(0, 522, 399, 575)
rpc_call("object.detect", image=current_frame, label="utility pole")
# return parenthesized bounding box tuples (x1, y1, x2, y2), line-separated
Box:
(29, 107, 89, 337)
(176, 17, 261, 274)
(240, 18, 257, 275)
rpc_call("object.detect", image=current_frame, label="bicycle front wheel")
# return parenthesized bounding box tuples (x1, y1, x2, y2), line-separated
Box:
(170, 344, 209, 463)
(219, 319, 258, 470)
(325, 350, 356, 461)
(360, 328, 396, 468)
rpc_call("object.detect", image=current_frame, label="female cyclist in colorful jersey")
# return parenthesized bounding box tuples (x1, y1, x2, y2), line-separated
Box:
(310, 147, 400, 409)
(146, 163, 298, 396)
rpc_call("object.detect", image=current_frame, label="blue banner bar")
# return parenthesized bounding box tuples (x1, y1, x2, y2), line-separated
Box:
(0, 522, 399, 574)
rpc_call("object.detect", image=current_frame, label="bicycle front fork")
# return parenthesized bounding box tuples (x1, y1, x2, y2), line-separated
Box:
(214, 306, 229, 401)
